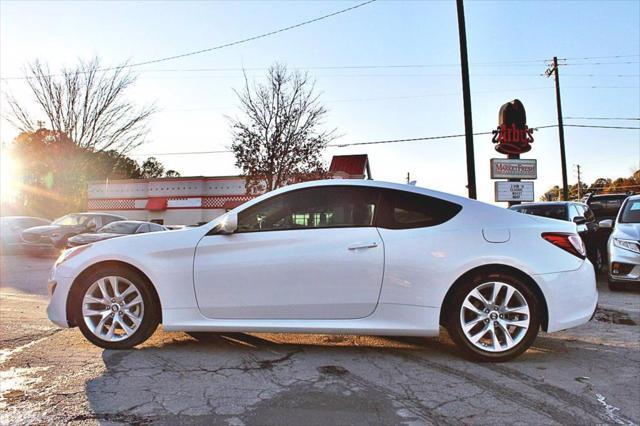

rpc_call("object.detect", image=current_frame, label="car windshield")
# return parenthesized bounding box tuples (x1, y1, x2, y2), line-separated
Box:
(620, 199, 640, 223)
(53, 214, 90, 226)
(512, 205, 566, 221)
(98, 222, 141, 234)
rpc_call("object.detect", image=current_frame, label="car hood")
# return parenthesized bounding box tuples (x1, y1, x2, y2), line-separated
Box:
(59, 225, 208, 274)
(68, 233, 122, 243)
(613, 223, 640, 240)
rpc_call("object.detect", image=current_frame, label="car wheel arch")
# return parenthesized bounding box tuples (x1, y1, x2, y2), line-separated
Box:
(66, 260, 162, 327)
(439, 264, 549, 332)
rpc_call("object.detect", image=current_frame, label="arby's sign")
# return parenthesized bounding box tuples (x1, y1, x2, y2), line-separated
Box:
(491, 99, 534, 155)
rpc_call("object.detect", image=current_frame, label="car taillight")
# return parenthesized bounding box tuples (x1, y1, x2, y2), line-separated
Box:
(541, 232, 586, 259)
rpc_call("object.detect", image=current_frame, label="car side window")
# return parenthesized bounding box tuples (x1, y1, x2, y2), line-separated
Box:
(568, 205, 579, 221)
(101, 216, 119, 226)
(237, 186, 380, 233)
(150, 224, 165, 232)
(582, 206, 595, 222)
(86, 217, 102, 229)
(378, 189, 462, 229)
(136, 224, 150, 233)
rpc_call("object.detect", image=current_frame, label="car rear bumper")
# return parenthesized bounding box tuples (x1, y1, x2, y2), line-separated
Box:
(533, 260, 598, 333)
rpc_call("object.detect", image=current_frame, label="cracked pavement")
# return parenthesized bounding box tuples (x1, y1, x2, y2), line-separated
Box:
(1, 253, 639, 425)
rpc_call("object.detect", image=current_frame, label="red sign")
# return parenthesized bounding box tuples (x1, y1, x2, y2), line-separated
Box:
(491, 99, 534, 155)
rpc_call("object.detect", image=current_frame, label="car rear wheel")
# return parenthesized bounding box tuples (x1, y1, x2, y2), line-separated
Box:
(73, 266, 160, 349)
(446, 273, 541, 362)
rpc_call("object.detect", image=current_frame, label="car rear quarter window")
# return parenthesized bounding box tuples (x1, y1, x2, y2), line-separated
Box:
(377, 189, 462, 229)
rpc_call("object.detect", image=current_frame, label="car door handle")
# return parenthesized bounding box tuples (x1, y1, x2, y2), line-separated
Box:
(348, 242, 379, 250)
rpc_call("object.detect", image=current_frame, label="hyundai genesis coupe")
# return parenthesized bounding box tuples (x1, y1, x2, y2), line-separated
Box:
(46, 180, 597, 361)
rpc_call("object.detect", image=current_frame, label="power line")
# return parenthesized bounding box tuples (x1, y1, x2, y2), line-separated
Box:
(562, 61, 640, 66)
(129, 123, 640, 157)
(565, 116, 640, 121)
(130, 125, 559, 156)
(0, 1, 377, 81)
(563, 124, 640, 130)
(563, 54, 640, 61)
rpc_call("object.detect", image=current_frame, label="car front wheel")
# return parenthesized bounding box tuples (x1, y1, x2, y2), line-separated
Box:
(446, 273, 541, 362)
(73, 266, 160, 349)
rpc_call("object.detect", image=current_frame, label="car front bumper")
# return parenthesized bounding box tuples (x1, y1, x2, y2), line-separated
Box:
(46, 264, 76, 328)
(607, 238, 640, 284)
(533, 260, 598, 333)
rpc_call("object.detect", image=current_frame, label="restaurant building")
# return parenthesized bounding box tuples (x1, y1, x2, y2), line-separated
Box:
(87, 154, 372, 225)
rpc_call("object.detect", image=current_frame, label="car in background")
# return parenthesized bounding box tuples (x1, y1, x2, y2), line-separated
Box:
(585, 193, 631, 256)
(1, 216, 51, 253)
(21, 212, 126, 251)
(67, 221, 167, 247)
(509, 201, 604, 271)
(601, 195, 640, 291)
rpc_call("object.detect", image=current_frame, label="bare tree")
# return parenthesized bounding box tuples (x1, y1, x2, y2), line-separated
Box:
(230, 64, 335, 193)
(4, 58, 155, 153)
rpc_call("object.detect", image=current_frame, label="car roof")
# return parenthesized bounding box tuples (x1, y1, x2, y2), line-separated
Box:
(106, 220, 157, 225)
(589, 193, 631, 199)
(68, 212, 126, 218)
(249, 179, 475, 206)
(510, 201, 582, 207)
(0, 216, 49, 220)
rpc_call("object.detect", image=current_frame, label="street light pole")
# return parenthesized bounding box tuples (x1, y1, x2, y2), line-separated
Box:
(456, 0, 477, 199)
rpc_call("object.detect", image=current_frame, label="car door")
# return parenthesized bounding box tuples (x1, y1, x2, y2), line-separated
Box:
(193, 185, 385, 320)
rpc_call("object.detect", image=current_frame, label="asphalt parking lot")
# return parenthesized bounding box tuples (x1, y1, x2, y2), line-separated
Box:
(1, 253, 639, 425)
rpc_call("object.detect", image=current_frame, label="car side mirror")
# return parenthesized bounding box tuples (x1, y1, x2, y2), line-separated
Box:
(598, 219, 613, 229)
(86, 223, 97, 231)
(210, 213, 238, 235)
(573, 216, 587, 225)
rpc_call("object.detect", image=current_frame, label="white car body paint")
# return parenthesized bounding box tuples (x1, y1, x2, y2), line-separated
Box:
(47, 179, 597, 337)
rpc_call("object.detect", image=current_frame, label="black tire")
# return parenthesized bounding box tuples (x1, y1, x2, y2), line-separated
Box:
(592, 248, 604, 273)
(608, 280, 626, 291)
(445, 272, 541, 362)
(72, 265, 160, 349)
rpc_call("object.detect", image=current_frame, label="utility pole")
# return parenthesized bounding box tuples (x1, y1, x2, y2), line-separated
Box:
(575, 164, 582, 199)
(456, 0, 477, 199)
(545, 56, 569, 201)
(406, 172, 410, 184)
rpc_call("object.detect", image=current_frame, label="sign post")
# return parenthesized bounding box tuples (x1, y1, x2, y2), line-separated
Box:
(491, 99, 536, 207)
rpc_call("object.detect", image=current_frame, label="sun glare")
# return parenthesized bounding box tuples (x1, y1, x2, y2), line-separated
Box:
(0, 150, 20, 203)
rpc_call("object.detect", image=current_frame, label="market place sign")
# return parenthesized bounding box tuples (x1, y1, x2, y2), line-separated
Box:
(490, 158, 537, 180)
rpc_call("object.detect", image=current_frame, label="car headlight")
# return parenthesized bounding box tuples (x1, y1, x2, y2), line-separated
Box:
(55, 244, 92, 266)
(613, 238, 640, 254)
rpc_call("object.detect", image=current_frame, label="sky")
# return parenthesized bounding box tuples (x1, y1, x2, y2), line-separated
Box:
(1, 0, 639, 203)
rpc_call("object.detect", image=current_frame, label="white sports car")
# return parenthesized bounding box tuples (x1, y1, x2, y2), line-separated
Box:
(47, 180, 597, 361)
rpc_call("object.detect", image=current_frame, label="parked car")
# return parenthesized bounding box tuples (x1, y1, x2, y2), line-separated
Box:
(22, 212, 126, 251)
(0, 216, 51, 253)
(67, 221, 168, 247)
(585, 193, 631, 258)
(509, 201, 604, 271)
(47, 180, 596, 362)
(601, 195, 640, 291)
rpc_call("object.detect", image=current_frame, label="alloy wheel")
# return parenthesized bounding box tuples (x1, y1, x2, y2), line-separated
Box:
(82, 276, 144, 342)
(459, 281, 530, 353)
